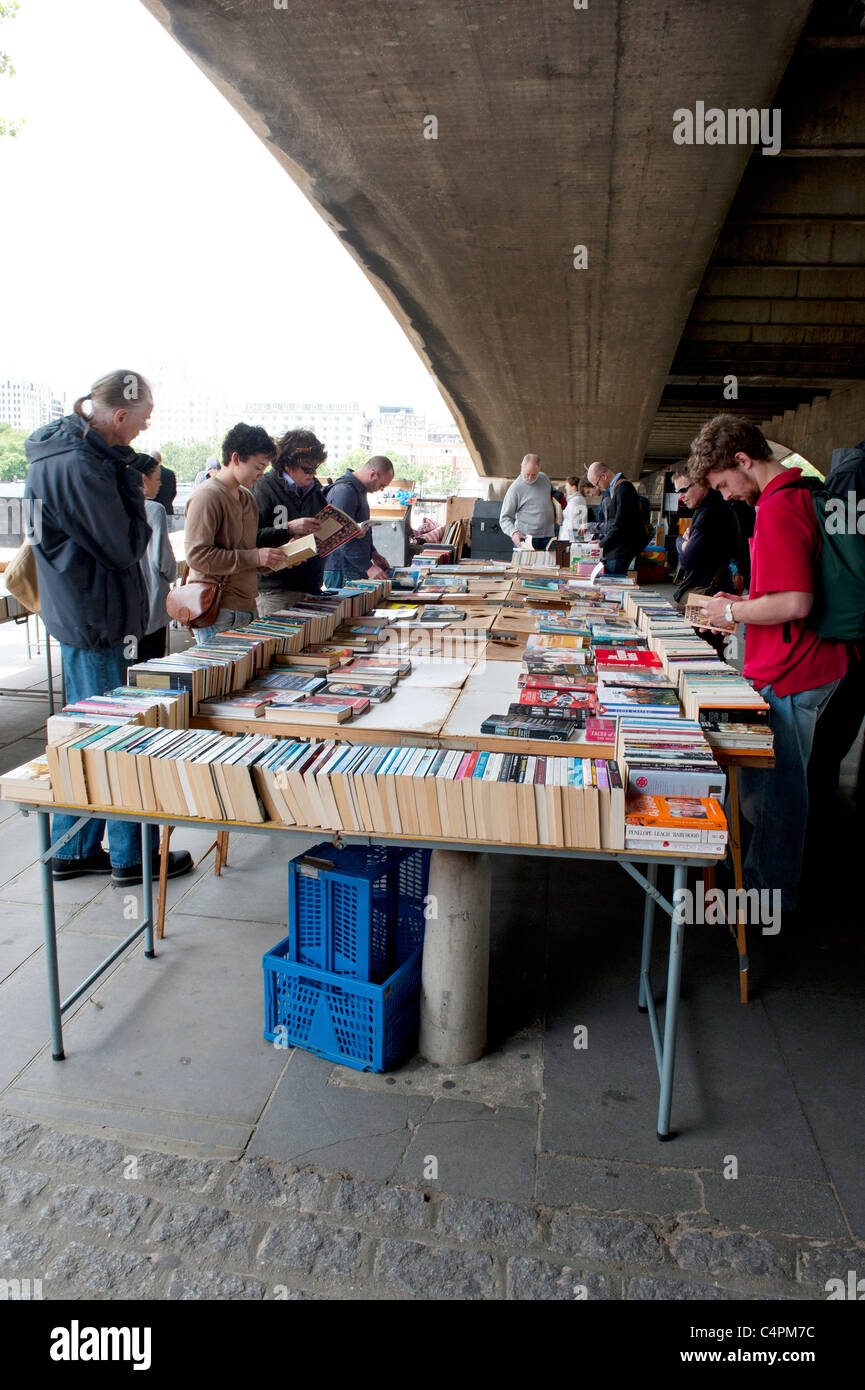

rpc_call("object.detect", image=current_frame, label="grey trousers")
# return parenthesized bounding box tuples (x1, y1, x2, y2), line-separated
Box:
(257, 588, 311, 617)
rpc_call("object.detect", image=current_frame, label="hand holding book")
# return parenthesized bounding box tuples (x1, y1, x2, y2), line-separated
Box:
(686, 591, 737, 634)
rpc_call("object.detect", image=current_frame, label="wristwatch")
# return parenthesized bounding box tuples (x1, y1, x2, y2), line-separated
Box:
(724, 601, 736, 625)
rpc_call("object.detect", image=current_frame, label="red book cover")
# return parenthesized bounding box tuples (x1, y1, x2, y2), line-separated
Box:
(586, 717, 617, 742)
(594, 648, 662, 668)
(457, 751, 480, 780)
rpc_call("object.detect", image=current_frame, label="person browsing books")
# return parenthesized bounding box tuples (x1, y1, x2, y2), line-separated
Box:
(323, 456, 394, 587)
(692, 414, 848, 916)
(558, 476, 589, 542)
(253, 429, 326, 615)
(131, 453, 177, 661)
(150, 449, 177, 517)
(499, 454, 556, 549)
(586, 461, 646, 574)
(24, 369, 192, 886)
(184, 423, 285, 644)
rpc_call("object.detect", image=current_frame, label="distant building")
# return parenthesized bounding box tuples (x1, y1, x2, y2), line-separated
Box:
(142, 374, 235, 448)
(243, 401, 371, 462)
(0, 379, 65, 433)
(371, 406, 428, 450)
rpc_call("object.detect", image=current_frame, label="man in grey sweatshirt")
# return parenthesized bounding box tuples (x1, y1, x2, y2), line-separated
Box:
(499, 454, 557, 548)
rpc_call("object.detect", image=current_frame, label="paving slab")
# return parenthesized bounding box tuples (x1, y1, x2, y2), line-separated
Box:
(758, 990, 865, 1237)
(396, 1097, 537, 1202)
(3, 913, 288, 1148)
(0, 735, 50, 776)
(249, 1046, 431, 1180)
(0, 899, 77, 982)
(535, 1154, 703, 1218)
(0, 930, 130, 1092)
(0, 697, 51, 744)
(0, 807, 49, 886)
(540, 975, 827, 1178)
(699, 1172, 846, 1238)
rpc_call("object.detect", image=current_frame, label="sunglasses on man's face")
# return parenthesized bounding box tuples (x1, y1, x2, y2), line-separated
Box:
(676, 484, 692, 496)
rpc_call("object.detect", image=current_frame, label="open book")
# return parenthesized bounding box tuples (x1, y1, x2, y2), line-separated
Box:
(274, 504, 372, 568)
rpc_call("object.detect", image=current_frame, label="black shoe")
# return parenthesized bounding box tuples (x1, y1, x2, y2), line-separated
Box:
(111, 850, 195, 887)
(52, 849, 112, 881)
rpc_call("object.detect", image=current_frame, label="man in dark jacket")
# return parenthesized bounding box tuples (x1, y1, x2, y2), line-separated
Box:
(586, 461, 646, 574)
(25, 370, 192, 886)
(322, 457, 394, 588)
(253, 430, 327, 614)
(151, 450, 177, 517)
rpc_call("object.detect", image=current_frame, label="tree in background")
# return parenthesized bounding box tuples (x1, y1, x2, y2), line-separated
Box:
(158, 438, 221, 483)
(0, 422, 28, 480)
(0, 1, 23, 139)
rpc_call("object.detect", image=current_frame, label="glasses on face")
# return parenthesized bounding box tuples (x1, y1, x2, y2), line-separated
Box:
(676, 485, 692, 496)
(298, 465, 317, 475)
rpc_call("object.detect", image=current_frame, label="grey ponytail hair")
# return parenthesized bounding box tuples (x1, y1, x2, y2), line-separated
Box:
(73, 370, 152, 425)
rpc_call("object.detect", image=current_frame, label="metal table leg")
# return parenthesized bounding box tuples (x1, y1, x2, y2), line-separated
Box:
(37, 810, 65, 1060)
(638, 861, 657, 1011)
(142, 823, 155, 958)
(657, 862, 688, 1141)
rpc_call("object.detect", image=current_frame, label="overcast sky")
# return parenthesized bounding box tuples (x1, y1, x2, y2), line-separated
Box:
(0, 0, 455, 421)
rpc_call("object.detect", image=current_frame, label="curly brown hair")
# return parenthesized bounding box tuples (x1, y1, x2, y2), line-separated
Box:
(689, 414, 773, 483)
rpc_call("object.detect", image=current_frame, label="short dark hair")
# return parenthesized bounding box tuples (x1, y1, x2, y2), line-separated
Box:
(221, 423, 277, 467)
(275, 428, 327, 472)
(689, 414, 773, 483)
(131, 452, 160, 478)
(366, 455, 394, 476)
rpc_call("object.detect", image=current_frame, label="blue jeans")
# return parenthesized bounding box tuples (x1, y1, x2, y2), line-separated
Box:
(323, 561, 370, 589)
(193, 608, 254, 645)
(54, 644, 160, 868)
(530, 536, 555, 551)
(737, 677, 841, 911)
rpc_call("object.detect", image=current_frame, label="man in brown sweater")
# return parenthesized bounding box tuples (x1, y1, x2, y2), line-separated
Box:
(185, 423, 285, 644)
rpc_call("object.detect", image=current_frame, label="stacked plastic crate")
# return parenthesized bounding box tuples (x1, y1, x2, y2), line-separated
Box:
(263, 844, 431, 1071)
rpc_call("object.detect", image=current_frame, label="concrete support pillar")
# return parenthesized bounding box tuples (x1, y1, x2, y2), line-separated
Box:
(419, 850, 490, 1065)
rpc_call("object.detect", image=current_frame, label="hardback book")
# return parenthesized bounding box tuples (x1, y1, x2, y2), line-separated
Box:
(324, 681, 393, 703)
(480, 715, 576, 741)
(263, 699, 354, 724)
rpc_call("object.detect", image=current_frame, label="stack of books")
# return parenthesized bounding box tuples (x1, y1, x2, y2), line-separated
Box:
(616, 719, 725, 799)
(59, 687, 189, 729)
(625, 793, 728, 856)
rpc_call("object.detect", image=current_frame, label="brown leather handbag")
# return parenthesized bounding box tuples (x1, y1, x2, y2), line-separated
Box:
(166, 579, 225, 629)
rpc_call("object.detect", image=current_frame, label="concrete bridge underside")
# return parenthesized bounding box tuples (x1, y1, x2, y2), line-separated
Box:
(143, 0, 865, 477)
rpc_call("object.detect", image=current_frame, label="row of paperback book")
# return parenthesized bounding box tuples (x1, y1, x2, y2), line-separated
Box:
(623, 592, 772, 747)
(44, 723, 630, 849)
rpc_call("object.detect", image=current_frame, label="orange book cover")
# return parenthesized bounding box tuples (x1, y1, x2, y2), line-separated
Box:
(625, 794, 726, 831)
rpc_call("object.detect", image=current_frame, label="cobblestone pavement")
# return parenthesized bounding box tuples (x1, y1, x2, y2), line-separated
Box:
(1, 1112, 861, 1301)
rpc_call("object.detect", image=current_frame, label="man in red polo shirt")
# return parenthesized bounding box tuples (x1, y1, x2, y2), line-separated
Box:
(689, 415, 847, 915)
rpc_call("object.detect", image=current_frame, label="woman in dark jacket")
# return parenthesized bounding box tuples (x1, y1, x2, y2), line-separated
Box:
(24, 369, 192, 885)
(253, 429, 326, 614)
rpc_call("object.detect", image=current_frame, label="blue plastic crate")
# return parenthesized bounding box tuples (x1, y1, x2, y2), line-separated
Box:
(263, 937, 422, 1072)
(288, 843, 430, 982)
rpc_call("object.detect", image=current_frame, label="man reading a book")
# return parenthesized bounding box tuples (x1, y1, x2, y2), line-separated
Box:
(691, 414, 847, 916)
(254, 429, 326, 615)
(323, 457, 394, 587)
(185, 423, 286, 644)
(586, 461, 646, 575)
